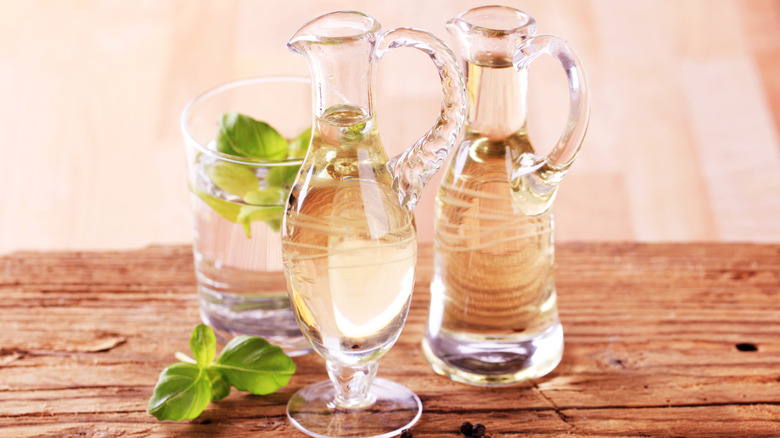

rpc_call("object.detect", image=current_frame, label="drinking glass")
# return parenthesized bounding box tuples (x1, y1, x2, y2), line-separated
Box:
(181, 77, 313, 356)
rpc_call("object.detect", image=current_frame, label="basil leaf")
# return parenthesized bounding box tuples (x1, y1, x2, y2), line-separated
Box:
(265, 127, 309, 188)
(206, 161, 259, 197)
(288, 127, 311, 159)
(192, 185, 242, 224)
(243, 188, 288, 206)
(217, 113, 287, 160)
(207, 367, 231, 401)
(214, 336, 296, 395)
(266, 165, 301, 189)
(190, 324, 216, 368)
(216, 113, 244, 156)
(215, 136, 241, 157)
(237, 205, 283, 238)
(265, 218, 282, 233)
(148, 362, 211, 421)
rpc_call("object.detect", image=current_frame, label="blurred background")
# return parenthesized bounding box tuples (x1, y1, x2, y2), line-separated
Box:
(2, 0, 779, 255)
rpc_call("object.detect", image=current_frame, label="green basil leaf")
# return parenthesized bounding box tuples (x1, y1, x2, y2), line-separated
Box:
(190, 324, 216, 368)
(288, 127, 311, 159)
(215, 122, 241, 156)
(148, 362, 211, 421)
(266, 165, 301, 189)
(217, 113, 287, 160)
(207, 367, 231, 401)
(214, 336, 296, 395)
(265, 218, 282, 233)
(216, 113, 244, 156)
(237, 205, 283, 238)
(243, 188, 288, 206)
(206, 161, 259, 197)
(192, 185, 242, 224)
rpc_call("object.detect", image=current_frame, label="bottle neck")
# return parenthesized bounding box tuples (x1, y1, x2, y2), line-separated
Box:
(465, 60, 528, 141)
(302, 42, 376, 120)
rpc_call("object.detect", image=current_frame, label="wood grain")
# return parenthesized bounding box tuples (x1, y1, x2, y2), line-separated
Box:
(2, 0, 780, 255)
(1, 243, 779, 437)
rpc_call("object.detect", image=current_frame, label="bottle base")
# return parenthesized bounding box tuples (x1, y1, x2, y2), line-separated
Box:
(421, 322, 563, 386)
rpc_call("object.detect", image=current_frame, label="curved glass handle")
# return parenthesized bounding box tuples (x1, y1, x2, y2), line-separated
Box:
(376, 28, 466, 211)
(515, 34, 590, 170)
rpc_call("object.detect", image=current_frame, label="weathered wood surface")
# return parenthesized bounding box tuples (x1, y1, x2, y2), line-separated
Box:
(1, 243, 779, 437)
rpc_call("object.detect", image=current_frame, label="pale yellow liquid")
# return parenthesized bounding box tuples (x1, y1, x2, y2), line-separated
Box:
(282, 106, 417, 366)
(422, 58, 563, 387)
(433, 129, 557, 338)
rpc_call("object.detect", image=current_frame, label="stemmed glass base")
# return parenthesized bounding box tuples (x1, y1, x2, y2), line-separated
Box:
(287, 378, 422, 438)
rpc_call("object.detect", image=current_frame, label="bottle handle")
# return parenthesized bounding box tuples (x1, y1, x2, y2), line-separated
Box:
(515, 34, 590, 170)
(376, 28, 466, 211)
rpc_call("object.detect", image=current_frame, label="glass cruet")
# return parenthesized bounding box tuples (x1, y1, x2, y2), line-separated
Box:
(422, 5, 590, 387)
(281, 10, 465, 438)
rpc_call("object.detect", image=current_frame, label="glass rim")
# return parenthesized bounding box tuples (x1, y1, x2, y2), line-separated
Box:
(448, 5, 536, 37)
(181, 76, 311, 167)
(288, 10, 382, 50)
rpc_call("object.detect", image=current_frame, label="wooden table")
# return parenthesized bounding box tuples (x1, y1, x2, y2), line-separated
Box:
(2, 243, 779, 437)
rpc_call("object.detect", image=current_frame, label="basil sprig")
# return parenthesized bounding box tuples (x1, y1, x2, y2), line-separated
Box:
(148, 325, 296, 421)
(194, 113, 310, 238)
(217, 113, 288, 159)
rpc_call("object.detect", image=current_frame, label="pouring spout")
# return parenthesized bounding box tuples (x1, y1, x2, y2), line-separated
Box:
(288, 10, 381, 53)
(287, 11, 382, 119)
(446, 6, 536, 66)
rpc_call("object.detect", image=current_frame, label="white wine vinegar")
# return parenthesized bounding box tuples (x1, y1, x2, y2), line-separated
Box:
(283, 106, 417, 366)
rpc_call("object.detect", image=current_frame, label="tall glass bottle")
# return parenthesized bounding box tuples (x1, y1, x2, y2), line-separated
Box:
(282, 10, 465, 438)
(422, 5, 590, 386)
